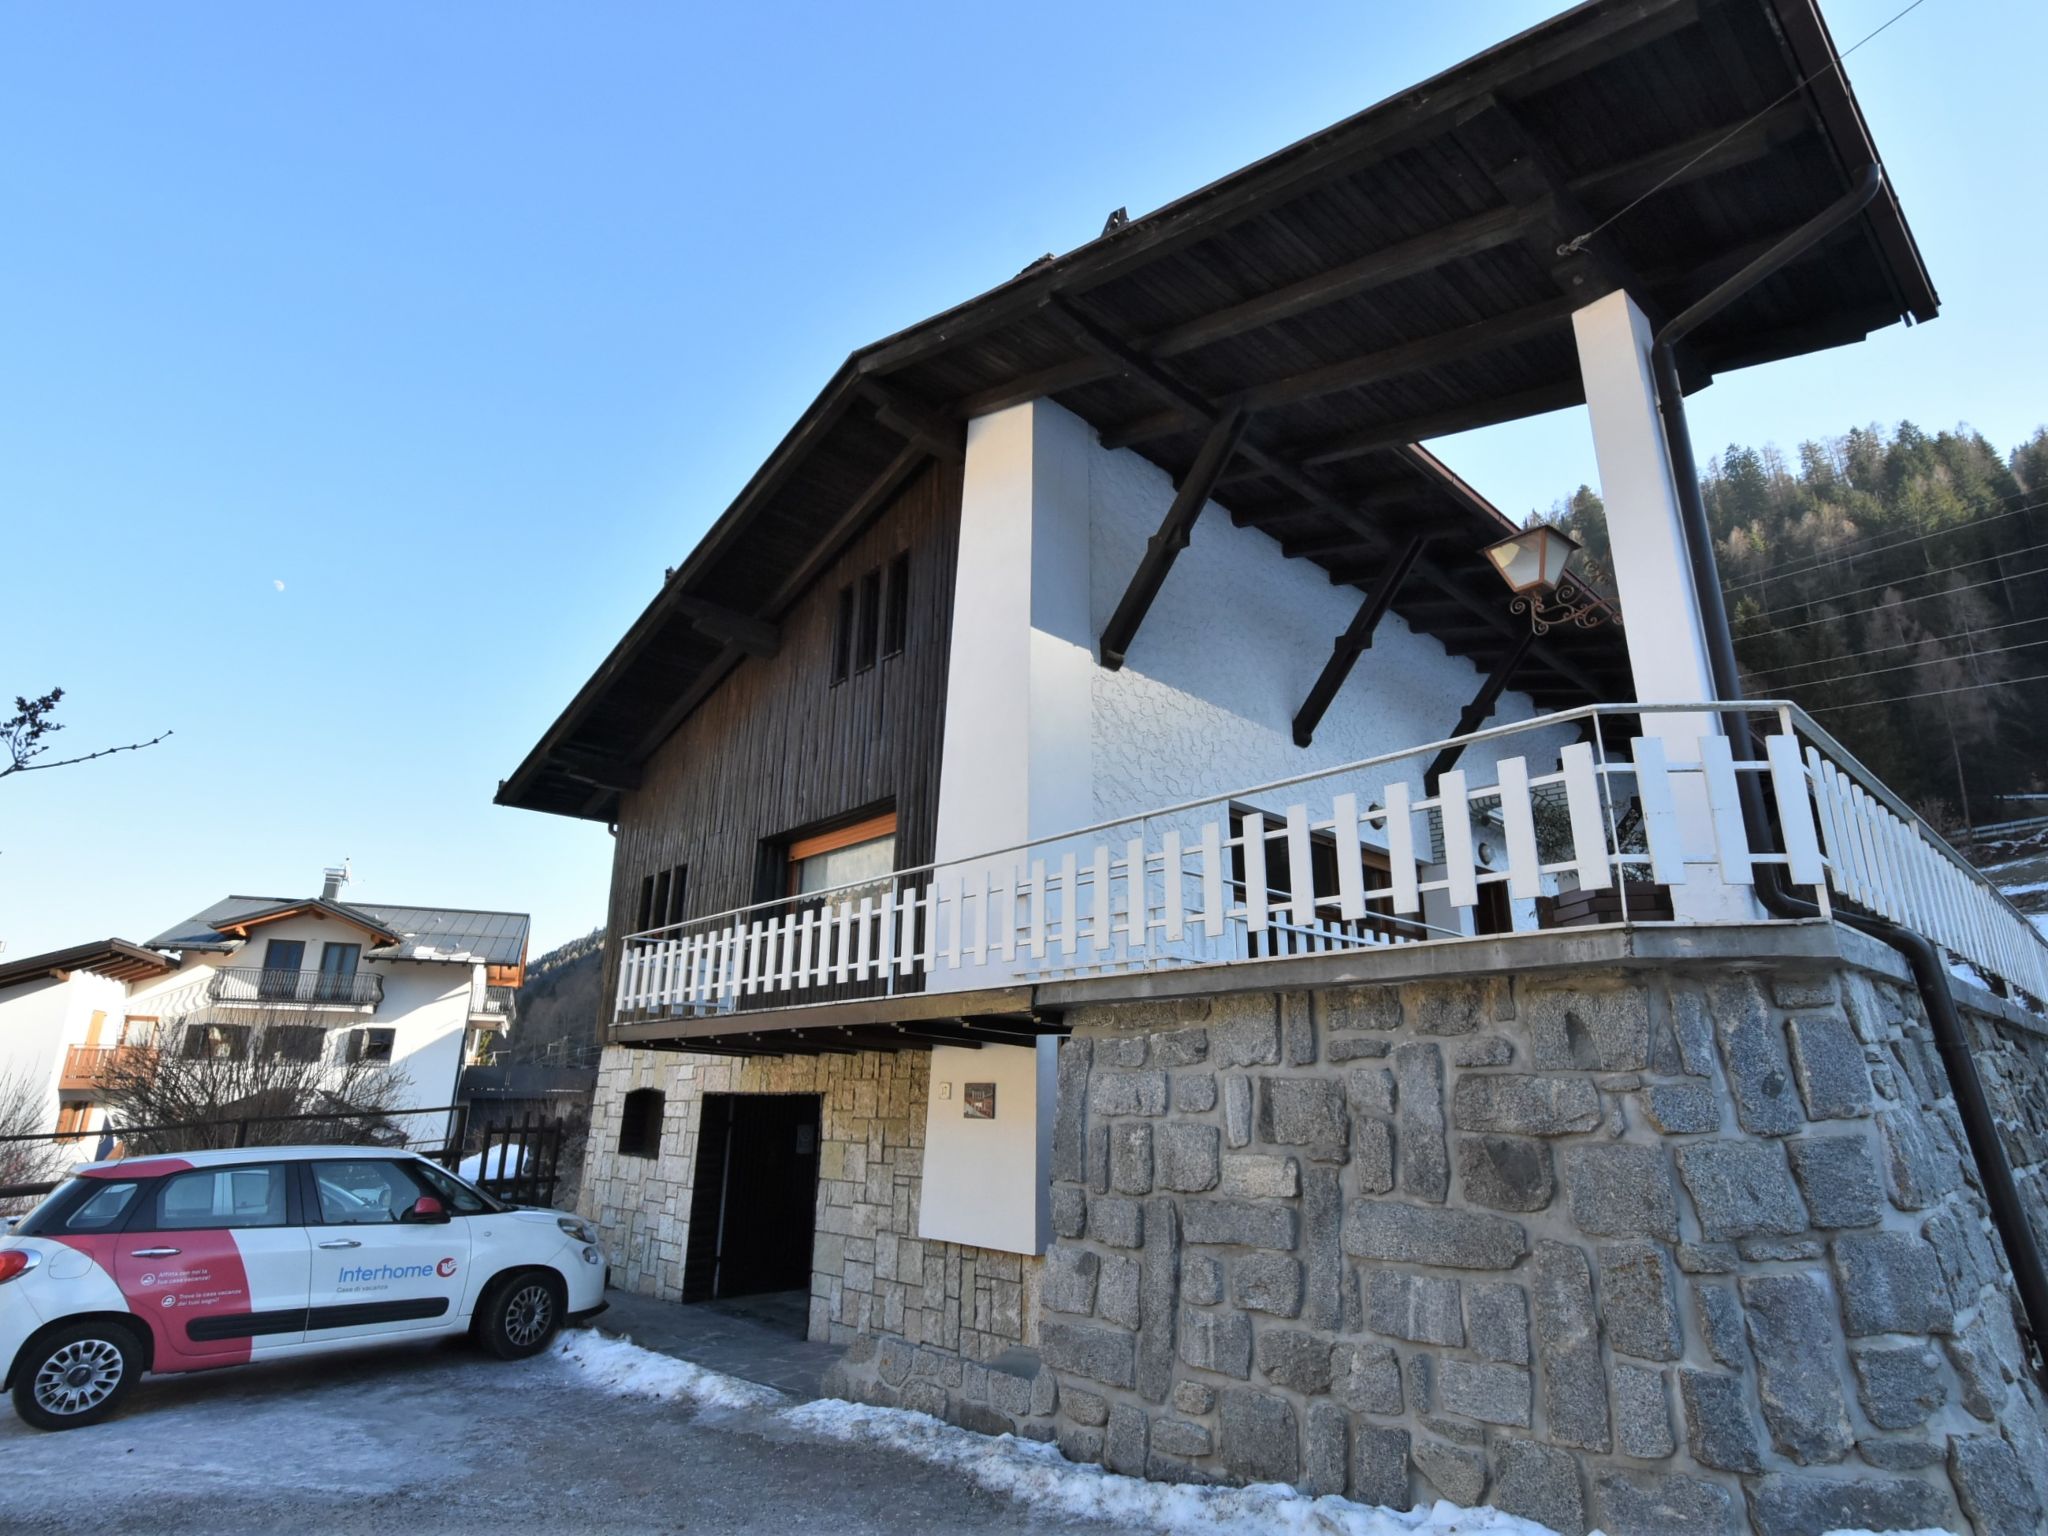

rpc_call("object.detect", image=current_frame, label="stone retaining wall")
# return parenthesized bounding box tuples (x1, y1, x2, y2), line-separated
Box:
(821, 956, 2048, 1536)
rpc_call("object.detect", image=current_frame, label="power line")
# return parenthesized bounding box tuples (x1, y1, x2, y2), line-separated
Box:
(1766, 635, 2048, 690)
(1723, 494, 2048, 594)
(1806, 668, 2048, 716)
(1742, 536, 2048, 622)
(1557, 0, 1933, 256)
(1749, 612, 2048, 678)
(1734, 561, 2048, 642)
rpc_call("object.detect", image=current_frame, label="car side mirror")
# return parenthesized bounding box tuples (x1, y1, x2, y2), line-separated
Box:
(405, 1195, 449, 1224)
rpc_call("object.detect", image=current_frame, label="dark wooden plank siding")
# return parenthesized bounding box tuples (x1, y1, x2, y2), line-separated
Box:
(598, 458, 961, 1020)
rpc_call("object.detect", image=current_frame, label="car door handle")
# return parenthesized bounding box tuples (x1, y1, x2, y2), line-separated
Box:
(131, 1247, 181, 1258)
(318, 1239, 362, 1250)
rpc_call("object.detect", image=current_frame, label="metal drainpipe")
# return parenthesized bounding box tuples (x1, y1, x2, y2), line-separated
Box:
(1642, 163, 2048, 1372)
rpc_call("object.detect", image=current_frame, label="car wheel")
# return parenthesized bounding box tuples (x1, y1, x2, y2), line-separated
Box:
(477, 1271, 564, 1360)
(11, 1321, 142, 1431)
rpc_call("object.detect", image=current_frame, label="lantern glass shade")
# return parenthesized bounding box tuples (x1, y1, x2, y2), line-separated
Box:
(1482, 524, 1582, 595)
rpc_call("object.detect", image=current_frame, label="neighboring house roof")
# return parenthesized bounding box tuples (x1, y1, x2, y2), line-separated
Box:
(147, 896, 531, 969)
(0, 939, 179, 992)
(496, 0, 1938, 822)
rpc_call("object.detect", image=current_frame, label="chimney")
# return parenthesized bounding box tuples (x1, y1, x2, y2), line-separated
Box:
(321, 862, 350, 902)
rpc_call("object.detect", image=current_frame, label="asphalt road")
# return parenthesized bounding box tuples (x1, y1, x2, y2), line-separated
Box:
(0, 1332, 1123, 1536)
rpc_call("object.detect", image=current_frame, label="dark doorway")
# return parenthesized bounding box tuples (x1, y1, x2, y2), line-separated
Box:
(681, 1093, 822, 1304)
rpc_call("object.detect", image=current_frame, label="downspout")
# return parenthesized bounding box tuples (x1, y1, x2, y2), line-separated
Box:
(1645, 163, 2048, 1371)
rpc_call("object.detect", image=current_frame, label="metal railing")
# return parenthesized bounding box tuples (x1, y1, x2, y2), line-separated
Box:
(209, 967, 383, 1008)
(611, 702, 2048, 1024)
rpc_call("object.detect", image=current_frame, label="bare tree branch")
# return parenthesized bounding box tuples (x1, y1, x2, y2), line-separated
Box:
(2, 687, 172, 780)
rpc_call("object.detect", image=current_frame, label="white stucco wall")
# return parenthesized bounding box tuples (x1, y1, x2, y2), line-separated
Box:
(916, 1039, 1054, 1256)
(933, 398, 1579, 945)
(0, 970, 126, 1146)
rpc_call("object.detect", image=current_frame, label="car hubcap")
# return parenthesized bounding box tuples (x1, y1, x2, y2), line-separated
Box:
(35, 1339, 123, 1416)
(505, 1284, 554, 1346)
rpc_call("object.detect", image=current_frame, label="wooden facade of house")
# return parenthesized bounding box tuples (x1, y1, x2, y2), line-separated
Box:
(601, 460, 962, 1004)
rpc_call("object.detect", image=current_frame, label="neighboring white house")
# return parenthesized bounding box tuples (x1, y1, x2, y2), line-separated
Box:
(0, 870, 528, 1156)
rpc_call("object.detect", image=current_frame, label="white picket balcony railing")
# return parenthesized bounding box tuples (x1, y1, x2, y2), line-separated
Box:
(612, 702, 2048, 1025)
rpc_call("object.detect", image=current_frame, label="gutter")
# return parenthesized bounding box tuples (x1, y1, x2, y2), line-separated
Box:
(1647, 164, 2048, 1376)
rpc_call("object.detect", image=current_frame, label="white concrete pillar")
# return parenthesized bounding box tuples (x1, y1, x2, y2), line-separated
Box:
(932, 398, 1096, 862)
(1573, 290, 1757, 920)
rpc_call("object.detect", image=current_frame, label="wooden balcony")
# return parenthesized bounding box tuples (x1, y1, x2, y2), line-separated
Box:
(59, 1044, 160, 1094)
(610, 701, 2048, 1035)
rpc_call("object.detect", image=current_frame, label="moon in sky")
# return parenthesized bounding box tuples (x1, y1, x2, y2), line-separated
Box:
(273, 579, 286, 592)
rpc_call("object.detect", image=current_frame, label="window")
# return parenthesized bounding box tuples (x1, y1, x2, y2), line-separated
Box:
(1472, 880, 1514, 937)
(636, 863, 687, 932)
(120, 1015, 157, 1045)
(830, 557, 910, 684)
(260, 938, 306, 1000)
(785, 812, 897, 901)
(55, 1102, 94, 1142)
(618, 1088, 664, 1159)
(311, 1159, 428, 1225)
(831, 586, 855, 684)
(882, 551, 910, 658)
(413, 1159, 499, 1216)
(150, 1165, 289, 1230)
(182, 1023, 251, 1061)
(1229, 807, 1426, 956)
(262, 1024, 327, 1062)
(316, 942, 361, 1001)
(855, 568, 882, 672)
(66, 1180, 142, 1232)
(346, 1027, 396, 1064)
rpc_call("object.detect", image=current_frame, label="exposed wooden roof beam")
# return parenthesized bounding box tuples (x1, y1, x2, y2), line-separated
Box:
(1100, 295, 1581, 451)
(1294, 536, 1427, 748)
(619, 445, 934, 770)
(855, 0, 1704, 381)
(1099, 407, 1251, 669)
(857, 378, 967, 462)
(1244, 381, 1585, 477)
(1039, 293, 1619, 702)
(669, 595, 780, 659)
(1425, 627, 1538, 793)
(1571, 96, 1809, 210)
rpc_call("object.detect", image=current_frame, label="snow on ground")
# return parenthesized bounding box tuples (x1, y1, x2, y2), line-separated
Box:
(553, 1330, 1954, 1536)
(552, 1327, 786, 1410)
(458, 1143, 529, 1181)
(788, 1397, 1557, 1536)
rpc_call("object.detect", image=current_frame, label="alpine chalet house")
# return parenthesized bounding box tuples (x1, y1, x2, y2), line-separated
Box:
(500, 3, 2048, 1530)
(0, 869, 528, 1156)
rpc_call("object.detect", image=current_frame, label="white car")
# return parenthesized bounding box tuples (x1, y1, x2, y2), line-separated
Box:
(0, 1144, 607, 1430)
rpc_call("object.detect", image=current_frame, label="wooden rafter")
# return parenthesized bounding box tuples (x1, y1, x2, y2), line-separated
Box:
(1098, 407, 1251, 669)
(1292, 536, 1426, 748)
(1039, 293, 1618, 703)
(1424, 627, 1538, 792)
(669, 595, 780, 659)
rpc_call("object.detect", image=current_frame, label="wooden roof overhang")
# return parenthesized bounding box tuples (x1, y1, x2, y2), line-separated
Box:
(500, 0, 1936, 823)
(0, 939, 178, 990)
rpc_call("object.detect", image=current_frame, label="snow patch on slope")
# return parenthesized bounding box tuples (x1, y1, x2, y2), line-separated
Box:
(789, 1397, 1552, 1535)
(552, 1328, 784, 1410)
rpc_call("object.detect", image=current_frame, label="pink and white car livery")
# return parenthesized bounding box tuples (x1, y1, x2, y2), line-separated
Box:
(1, 1144, 606, 1430)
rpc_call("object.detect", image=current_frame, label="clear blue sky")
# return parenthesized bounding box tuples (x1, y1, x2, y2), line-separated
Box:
(3, 1, 2040, 961)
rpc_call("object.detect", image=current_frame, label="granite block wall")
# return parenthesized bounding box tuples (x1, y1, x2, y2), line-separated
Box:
(822, 960, 2048, 1536)
(577, 1045, 1035, 1358)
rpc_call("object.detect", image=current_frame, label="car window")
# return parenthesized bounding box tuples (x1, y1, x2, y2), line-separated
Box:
(150, 1166, 289, 1230)
(68, 1181, 142, 1232)
(312, 1159, 429, 1225)
(410, 1160, 497, 1216)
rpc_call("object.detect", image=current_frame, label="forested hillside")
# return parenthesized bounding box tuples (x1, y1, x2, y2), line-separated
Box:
(1544, 422, 2048, 834)
(504, 928, 605, 1064)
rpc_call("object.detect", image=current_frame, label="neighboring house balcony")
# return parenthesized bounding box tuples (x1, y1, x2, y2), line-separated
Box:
(206, 967, 383, 1011)
(610, 702, 2048, 1048)
(468, 982, 517, 1030)
(58, 1045, 161, 1096)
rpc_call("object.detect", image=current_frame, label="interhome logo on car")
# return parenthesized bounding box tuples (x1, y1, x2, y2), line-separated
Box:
(336, 1261, 456, 1283)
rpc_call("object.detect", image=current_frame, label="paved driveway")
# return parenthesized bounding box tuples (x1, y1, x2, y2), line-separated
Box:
(0, 1332, 1124, 1536)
